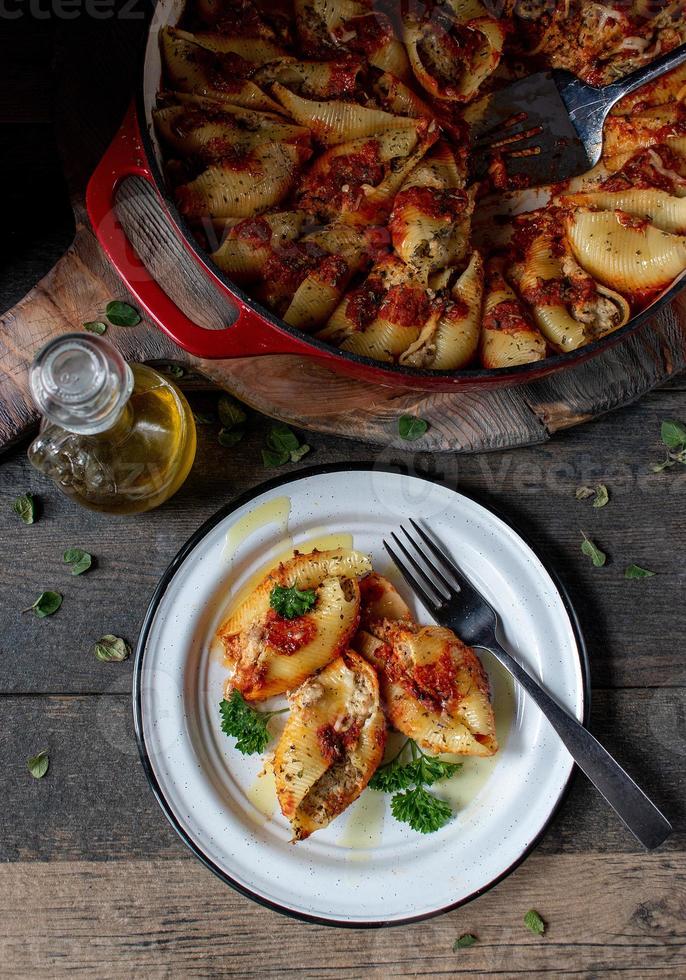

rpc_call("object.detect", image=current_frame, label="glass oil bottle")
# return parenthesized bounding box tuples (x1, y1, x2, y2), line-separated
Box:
(28, 333, 196, 514)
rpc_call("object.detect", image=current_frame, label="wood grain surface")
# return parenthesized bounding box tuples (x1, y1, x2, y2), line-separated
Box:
(2, 393, 685, 975)
(1, 5, 685, 978)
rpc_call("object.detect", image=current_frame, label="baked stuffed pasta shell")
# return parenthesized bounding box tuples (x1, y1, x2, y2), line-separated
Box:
(318, 253, 438, 361)
(209, 212, 305, 282)
(354, 574, 498, 757)
(563, 207, 686, 296)
(159, 26, 282, 112)
(217, 549, 371, 700)
(272, 84, 419, 146)
(293, 0, 410, 80)
(295, 124, 437, 227)
(480, 259, 546, 368)
(515, 224, 630, 351)
(389, 141, 473, 282)
(254, 58, 364, 99)
(273, 649, 386, 840)
(282, 224, 370, 331)
(400, 250, 484, 369)
(402, 0, 506, 103)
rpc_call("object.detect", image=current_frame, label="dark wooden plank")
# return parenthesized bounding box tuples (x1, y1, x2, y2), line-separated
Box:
(0, 690, 681, 862)
(0, 124, 74, 314)
(1, 386, 684, 693)
(0, 853, 683, 976)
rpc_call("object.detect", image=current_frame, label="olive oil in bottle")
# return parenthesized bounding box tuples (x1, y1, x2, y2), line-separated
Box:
(28, 334, 196, 514)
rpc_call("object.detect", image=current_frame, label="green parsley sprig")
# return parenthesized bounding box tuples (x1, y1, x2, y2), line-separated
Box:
(269, 584, 317, 619)
(219, 690, 288, 755)
(369, 739, 461, 833)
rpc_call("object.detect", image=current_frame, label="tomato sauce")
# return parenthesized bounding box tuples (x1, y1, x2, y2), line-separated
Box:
(316, 720, 362, 763)
(379, 285, 429, 327)
(341, 13, 392, 55)
(316, 254, 350, 289)
(413, 649, 460, 708)
(483, 299, 531, 335)
(345, 276, 386, 329)
(262, 244, 321, 299)
(394, 185, 468, 221)
(264, 609, 317, 655)
(616, 209, 650, 231)
(233, 216, 273, 246)
(327, 58, 363, 96)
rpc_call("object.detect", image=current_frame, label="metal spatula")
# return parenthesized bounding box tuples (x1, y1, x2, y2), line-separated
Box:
(470, 42, 686, 187)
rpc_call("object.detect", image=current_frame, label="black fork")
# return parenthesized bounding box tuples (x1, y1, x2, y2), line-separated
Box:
(384, 519, 672, 850)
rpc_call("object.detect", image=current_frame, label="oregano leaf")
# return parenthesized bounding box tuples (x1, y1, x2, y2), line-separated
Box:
(27, 750, 49, 779)
(105, 300, 141, 327)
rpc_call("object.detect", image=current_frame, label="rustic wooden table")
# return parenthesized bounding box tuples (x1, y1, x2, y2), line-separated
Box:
(1, 8, 685, 978)
(2, 387, 685, 976)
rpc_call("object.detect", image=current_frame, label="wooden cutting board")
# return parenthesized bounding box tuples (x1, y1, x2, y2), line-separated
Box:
(2, 17, 685, 454)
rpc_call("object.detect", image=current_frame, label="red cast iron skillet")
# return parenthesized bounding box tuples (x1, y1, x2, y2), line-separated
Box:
(86, 0, 686, 392)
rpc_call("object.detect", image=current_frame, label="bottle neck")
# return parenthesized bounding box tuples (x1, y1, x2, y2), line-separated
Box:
(30, 333, 134, 435)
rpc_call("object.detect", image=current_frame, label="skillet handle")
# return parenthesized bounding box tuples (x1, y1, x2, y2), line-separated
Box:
(85, 101, 306, 360)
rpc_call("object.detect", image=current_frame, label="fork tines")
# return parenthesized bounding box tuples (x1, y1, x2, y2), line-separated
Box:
(383, 519, 478, 615)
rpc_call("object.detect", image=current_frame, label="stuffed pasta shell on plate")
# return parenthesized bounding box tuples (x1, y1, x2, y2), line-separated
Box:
(273, 650, 386, 840)
(136, 467, 587, 924)
(217, 548, 371, 699)
(354, 574, 498, 756)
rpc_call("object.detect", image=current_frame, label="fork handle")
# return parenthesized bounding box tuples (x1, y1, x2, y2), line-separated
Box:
(483, 639, 672, 850)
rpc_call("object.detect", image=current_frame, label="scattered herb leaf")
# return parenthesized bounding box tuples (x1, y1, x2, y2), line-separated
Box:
(193, 411, 215, 425)
(652, 419, 686, 471)
(217, 395, 247, 430)
(93, 635, 131, 662)
(581, 532, 606, 567)
(453, 934, 477, 951)
(290, 443, 311, 463)
(219, 691, 287, 755)
(524, 910, 546, 936)
(263, 424, 310, 467)
(22, 591, 62, 618)
(83, 320, 107, 335)
(262, 447, 289, 468)
(270, 584, 317, 619)
(592, 484, 609, 508)
(398, 414, 429, 441)
(575, 484, 608, 507)
(105, 300, 141, 327)
(661, 419, 686, 449)
(267, 423, 300, 454)
(12, 493, 36, 525)
(63, 548, 92, 576)
(218, 427, 245, 448)
(391, 785, 452, 834)
(624, 564, 656, 580)
(27, 750, 49, 779)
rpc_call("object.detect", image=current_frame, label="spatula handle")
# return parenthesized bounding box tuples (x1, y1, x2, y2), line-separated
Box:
(604, 42, 686, 110)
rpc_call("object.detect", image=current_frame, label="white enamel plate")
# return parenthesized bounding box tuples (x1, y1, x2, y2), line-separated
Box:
(134, 465, 588, 926)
